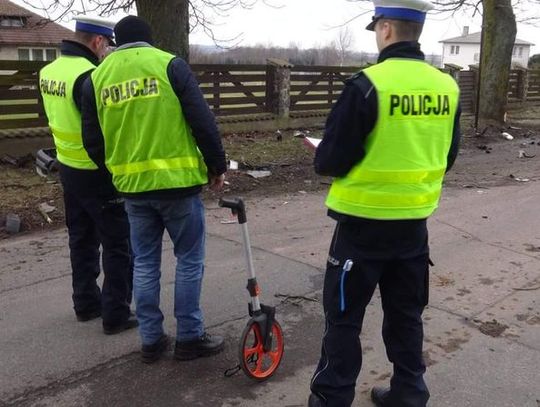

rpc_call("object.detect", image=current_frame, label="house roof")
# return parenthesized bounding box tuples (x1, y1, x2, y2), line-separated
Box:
(0, 0, 74, 47)
(440, 31, 534, 46)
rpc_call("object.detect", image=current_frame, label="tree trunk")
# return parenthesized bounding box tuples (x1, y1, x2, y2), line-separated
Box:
(135, 0, 190, 61)
(478, 0, 516, 127)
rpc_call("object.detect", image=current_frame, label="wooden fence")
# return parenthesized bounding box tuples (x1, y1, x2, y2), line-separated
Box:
(1, 59, 540, 132)
(0, 60, 47, 130)
(289, 65, 357, 111)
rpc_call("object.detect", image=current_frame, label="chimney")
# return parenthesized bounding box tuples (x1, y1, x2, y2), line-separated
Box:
(462, 26, 469, 36)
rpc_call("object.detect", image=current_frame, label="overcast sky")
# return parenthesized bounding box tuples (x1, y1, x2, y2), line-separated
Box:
(12, 0, 539, 55)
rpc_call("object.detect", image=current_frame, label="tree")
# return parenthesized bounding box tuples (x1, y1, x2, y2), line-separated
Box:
(529, 54, 540, 68)
(476, 0, 516, 127)
(23, 0, 274, 61)
(336, 26, 354, 66)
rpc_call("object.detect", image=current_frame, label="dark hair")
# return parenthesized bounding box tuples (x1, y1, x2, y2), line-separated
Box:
(114, 15, 153, 46)
(381, 19, 423, 41)
(74, 31, 99, 45)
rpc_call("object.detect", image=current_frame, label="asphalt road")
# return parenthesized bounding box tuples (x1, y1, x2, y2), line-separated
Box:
(1, 184, 539, 406)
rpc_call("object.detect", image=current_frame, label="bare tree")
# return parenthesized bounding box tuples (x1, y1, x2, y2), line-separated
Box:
(336, 26, 354, 66)
(22, 0, 280, 61)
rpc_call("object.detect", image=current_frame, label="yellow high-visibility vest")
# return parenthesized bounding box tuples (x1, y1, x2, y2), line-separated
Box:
(40, 56, 97, 169)
(326, 58, 459, 220)
(91, 46, 208, 193)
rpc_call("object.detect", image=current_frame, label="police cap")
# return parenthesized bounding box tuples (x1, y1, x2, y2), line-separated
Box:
(74, 15, 116, 45)
(366, 0, 434, 31)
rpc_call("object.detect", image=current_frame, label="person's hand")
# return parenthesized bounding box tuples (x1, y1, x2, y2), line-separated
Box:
(208, 173, 225, 192)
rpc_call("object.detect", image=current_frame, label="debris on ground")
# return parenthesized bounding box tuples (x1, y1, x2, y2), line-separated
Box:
(501, 132, 514, 140)
(477, 319, 508, 337)
(5, 213, 21, 234)
(509, 174, 530, 182)
(246, 170, 272, 178)
(228, 160, 239, 170)
(518, 150, 536, 158)
(1, 153, 33, 167)
(274, 293, 319, 306)
(38, 202, 56, 224)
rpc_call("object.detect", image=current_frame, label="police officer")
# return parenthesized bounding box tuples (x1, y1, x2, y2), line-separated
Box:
(81, 16, 227, 363)
(308, 0, 461, 406)
(39, 16, 137, 335)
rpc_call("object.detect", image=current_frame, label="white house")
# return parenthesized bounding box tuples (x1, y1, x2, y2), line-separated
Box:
(0, 0, 73, 61)
(440, 26, 534, 69)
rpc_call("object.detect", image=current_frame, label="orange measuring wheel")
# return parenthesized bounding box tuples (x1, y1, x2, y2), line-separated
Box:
(219, 197, 285, 382)
(240, 319, 284, 381)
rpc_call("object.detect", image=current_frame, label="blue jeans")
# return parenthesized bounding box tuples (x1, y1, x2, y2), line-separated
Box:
(125, 195, 205, 346)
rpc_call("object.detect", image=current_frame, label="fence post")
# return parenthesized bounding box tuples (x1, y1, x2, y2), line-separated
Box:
(266, 58, 292, 118)
(468, 64, 480, 114)
(515, 67, 529, 102)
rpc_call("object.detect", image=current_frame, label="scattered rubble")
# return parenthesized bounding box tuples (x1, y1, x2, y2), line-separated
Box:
(246, 170, 272, 178)
(37, 203, 56, 224)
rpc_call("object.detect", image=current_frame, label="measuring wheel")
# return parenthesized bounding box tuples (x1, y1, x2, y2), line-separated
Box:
(219, 197, 286, 382)
(239, 318, 284, 381)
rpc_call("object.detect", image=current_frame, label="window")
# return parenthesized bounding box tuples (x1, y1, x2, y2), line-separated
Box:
(518, 47, 523, 57)
(0, 17, 25, 27)
(450, 45, 460, 55)
(31, 49, 43, 61)
(474, 53, 480, 62)
(45, 49, 57, 60)
(18, 48, 58, 61)
(18, 48, 30, 60)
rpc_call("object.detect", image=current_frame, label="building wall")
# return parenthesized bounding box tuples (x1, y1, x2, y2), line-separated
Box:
(0, 46, 19, 60)
(442, 42, 531, 69)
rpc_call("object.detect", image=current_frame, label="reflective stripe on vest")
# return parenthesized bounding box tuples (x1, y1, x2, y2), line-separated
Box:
(326, 58, 459, 220)
(91, 46, 208, 193)
(40, 56, 97, 169)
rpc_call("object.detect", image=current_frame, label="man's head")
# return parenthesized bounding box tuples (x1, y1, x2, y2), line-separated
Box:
(73, 15, 116, 60)
(114, 16, 153, 47)
(365, 0, 434, 51)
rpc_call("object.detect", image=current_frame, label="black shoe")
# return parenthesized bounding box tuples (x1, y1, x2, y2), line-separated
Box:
(371, 387, 391, 407)
(308, 393, 326, 406)
(103, 315, 139, 335)
(174, 332, 224, 361)
(141, 334, 170, 364)
(76, 310, 101, 322)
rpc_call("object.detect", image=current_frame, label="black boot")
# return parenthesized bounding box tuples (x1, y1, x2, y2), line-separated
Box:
(308, 393, 326, 406)
(141, 334, 170, 364)
(174, 332, 224, 360)
(103, 314, 138, 335)
(371, 387, 391, 407)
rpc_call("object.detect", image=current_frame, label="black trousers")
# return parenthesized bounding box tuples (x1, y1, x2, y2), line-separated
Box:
(63, 180, 132, 327)
(311, 219, 430, 407)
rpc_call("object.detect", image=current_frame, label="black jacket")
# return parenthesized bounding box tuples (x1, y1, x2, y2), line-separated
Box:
(315, 41, 461, 227)
(81, 43, 227, 199)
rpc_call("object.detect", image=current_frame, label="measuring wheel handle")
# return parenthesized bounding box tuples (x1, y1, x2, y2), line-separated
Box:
(218, 197, 247, 224)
